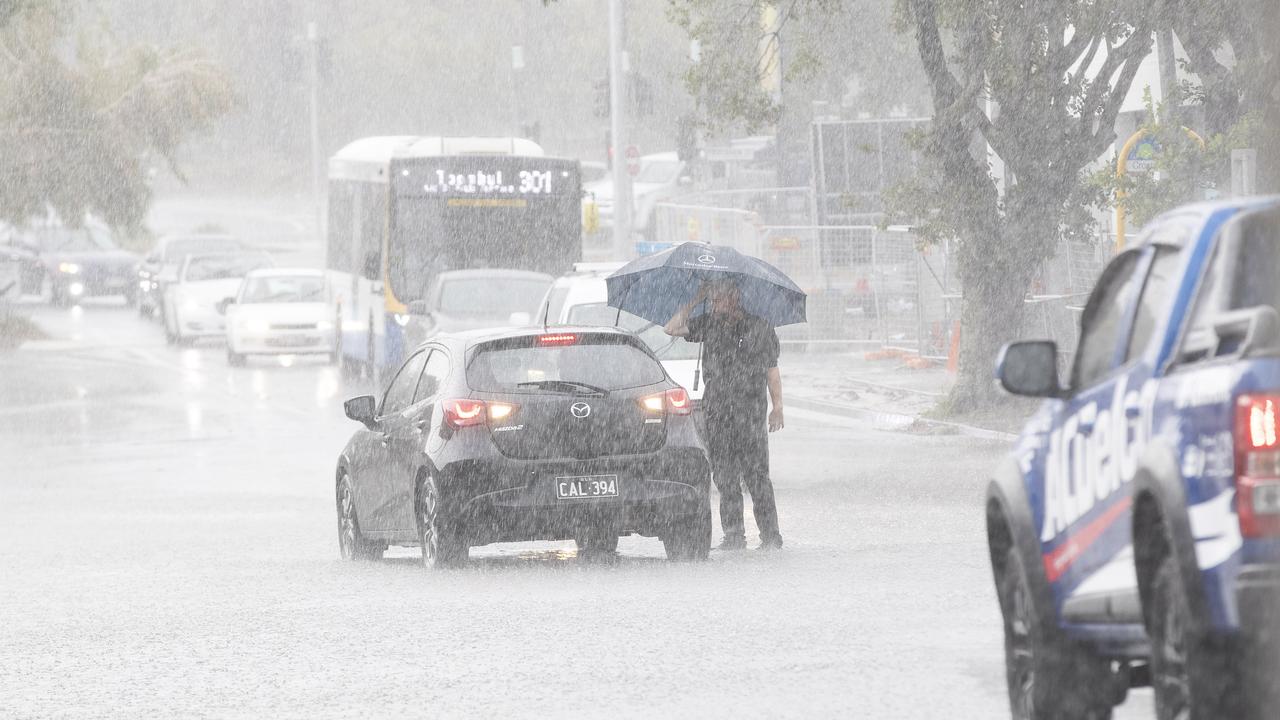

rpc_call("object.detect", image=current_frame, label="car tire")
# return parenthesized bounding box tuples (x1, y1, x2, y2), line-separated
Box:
(998, 547, 1115, 720)
(226, 349, 246, 367)
(1149, 555, 1240, 720)
(662, 499, 711, 562)
(418, 473, 466, 569)
(336, 472, 384, 561)
(575, 530, 619, 560)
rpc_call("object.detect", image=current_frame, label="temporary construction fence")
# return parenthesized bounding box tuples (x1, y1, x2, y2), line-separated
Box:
(652, 198, 1115, 367)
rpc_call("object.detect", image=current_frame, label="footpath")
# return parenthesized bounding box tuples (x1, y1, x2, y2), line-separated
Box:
(781, 350, 1021, 442)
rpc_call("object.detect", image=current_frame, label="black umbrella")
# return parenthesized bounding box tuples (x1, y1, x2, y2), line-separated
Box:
(604, 242, 807, 328)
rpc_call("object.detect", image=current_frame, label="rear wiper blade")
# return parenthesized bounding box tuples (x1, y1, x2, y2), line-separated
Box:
(516, 379, 608, 395)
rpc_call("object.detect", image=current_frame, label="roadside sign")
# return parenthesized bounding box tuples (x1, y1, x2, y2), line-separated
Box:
(625, 145, 641, 176)
(1125, 137, 1160, 173)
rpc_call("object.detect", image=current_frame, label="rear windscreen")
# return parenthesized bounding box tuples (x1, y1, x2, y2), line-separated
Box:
(468, 339, 665, 391)
(1232, 220, 1278, 315)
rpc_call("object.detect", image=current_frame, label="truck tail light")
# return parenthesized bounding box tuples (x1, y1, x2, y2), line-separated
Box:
(1235, 394, 1280, 538)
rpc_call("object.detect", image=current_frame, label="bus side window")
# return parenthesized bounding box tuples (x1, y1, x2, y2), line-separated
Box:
(326, 181, 354, 271)
(357, 183, 385, 281)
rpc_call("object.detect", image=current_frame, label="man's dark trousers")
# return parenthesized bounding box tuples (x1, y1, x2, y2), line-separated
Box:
(706, 416, 780, 543)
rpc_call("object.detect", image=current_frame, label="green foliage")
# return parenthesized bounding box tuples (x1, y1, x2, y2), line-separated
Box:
(668, 0, 930, 134)
(0, 1, 233, 231)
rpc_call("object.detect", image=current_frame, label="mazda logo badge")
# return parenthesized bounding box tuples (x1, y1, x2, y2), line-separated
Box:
(570, 402, 592, 418)
(697, 253, 716, 265)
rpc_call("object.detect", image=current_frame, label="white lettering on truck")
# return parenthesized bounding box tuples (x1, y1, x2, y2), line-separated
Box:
(1040, 377, 1158, 541)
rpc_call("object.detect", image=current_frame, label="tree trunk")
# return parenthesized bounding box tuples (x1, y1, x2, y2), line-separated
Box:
(946, 257, 1034, 413)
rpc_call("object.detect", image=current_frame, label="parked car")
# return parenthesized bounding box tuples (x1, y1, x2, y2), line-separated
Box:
(335, 327, 712, 566)
(137, 234, 243, 318)
(987, 198, 1280, 719)
(536, 263, 704, 401)
(223, 269, 336, 366)
(582, 152, 690, 242)
(162, 252, 272, 345)
(6, 223, 138, 306)
(402, 268, 554, 348)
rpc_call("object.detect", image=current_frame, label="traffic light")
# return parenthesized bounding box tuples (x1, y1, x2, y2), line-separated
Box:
(677, 114, 697, 162)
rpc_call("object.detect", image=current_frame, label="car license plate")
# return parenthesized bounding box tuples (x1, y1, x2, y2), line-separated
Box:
(555, 475, 619, 500)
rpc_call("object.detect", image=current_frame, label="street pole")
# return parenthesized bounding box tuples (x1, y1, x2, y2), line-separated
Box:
(608, 0, 631, 259)
(307, 21, 323, 246)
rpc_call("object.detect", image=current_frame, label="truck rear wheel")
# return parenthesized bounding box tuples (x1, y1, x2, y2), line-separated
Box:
(1149, 555, 1240, 719)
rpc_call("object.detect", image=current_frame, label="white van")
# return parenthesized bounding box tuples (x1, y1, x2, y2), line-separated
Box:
(536, 263, 704, 401)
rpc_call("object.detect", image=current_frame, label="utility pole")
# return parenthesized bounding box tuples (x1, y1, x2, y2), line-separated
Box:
(307, 20, 323, 246)
(608, 0, 631, 259)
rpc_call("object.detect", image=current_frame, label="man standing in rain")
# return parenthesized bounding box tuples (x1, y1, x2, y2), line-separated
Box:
(665, 279, 784, 550)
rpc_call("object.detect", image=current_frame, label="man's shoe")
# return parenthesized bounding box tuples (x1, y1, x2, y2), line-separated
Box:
(757, 536, 784, 551)
(715, 537, 747, 551)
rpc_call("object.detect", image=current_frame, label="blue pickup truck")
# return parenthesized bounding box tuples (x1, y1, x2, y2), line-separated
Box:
(987, 197, 1279, 719)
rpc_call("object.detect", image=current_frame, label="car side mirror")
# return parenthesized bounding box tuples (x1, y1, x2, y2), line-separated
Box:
(216, 297, 235, 315)
(344, 395, 378, 428)
(508, 311, 531, 326)
(995, 340, 1063, 398)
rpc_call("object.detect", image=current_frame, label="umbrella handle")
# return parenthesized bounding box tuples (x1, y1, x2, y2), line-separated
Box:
(692, 314, 703, 392)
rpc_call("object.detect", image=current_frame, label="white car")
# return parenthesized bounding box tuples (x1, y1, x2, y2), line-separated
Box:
(536, 263, 704, 401)
(163, 252, 273, 346)
(583, 152, 689, 241)
(223, 269, 336, 366)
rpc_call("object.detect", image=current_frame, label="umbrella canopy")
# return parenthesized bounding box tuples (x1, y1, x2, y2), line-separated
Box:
(605, 242, 806, 327)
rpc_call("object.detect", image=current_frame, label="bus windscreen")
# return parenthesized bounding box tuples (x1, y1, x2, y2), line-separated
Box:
(387, 157, 581, 303)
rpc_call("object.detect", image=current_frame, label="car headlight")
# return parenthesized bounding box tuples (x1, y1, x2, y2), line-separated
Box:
(394, 313, 411, 327)
(315, 319, 334, 332)
(58, 262, 81, 275)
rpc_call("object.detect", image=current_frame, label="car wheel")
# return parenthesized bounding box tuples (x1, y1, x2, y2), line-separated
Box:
(1149, 555, 1239, 720)
(418, 473, 466, 569)
(998, 547, 1115, 720)
(575, 530, 619, 561)
(336, 472, 384, 561)
(662, 499, 711, 562)
(226, 349, 246, 367)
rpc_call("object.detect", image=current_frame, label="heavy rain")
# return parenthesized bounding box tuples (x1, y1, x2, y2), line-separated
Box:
(1, 1, 1278, 718)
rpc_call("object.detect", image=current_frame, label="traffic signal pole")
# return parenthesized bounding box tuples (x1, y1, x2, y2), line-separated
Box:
(608, 0, 632, 260)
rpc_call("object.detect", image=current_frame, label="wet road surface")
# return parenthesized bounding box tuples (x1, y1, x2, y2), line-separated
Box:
(0, 301, 1155, 718)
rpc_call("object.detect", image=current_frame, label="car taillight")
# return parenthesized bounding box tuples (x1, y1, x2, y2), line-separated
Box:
(1235, 394, 1280, 538)
(443, 398, 487, 428)
(442, 399, 518, 428)
(665, 387, 692, 415)
(538, 333, 577, 346)
(639, 388, 693, 416)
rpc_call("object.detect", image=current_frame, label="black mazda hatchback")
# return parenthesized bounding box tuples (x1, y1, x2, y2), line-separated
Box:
(335, 326, 712, 567)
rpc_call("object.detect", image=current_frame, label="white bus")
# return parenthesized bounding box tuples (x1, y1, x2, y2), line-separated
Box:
(326, 136, 582, 378)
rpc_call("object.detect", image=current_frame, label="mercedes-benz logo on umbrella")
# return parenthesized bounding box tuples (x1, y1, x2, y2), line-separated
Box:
(697, 253, 716, 265)
(570, 402, 592, 418)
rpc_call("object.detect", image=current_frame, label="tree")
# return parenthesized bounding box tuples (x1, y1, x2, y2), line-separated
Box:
(890, 0, 1163, 412)
(0, 1, 233, 235)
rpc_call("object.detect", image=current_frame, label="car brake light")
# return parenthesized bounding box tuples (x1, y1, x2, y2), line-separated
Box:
(639, 388, 693, 416)
(666, 387, 692, 415)
(1235, 394, 1280, 538)
(443, 398, 487, 428)
(538, 333, 577, 346)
